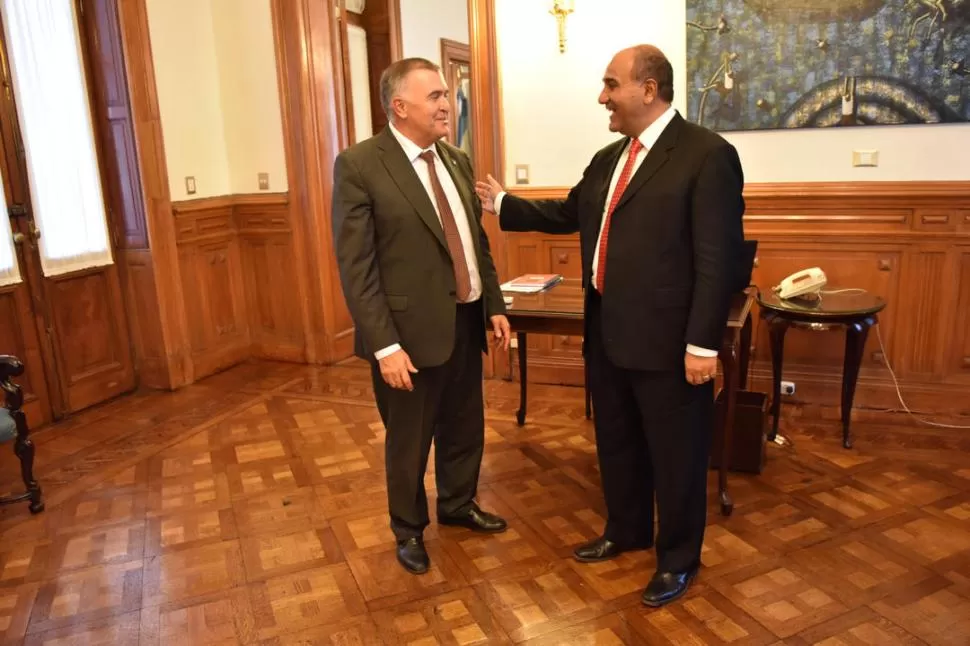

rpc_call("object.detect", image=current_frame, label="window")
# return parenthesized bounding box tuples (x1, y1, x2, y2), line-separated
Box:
(0, 179, 20, 286)
(0, 0, 112, 276)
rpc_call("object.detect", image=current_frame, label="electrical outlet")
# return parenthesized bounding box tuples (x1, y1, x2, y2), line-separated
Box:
(185, 176, 196, 195)
(258, 172, 270, 190)
(852, 150, 878, 167)
(781, 380, 796, 395)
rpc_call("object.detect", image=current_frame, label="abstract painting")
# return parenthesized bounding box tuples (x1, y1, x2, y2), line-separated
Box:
(685, 0, 970, 130)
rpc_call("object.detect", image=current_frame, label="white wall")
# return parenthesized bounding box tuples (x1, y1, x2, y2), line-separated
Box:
(212, 0, 288, 195)
(146, 0, 288, 200)
(146, 0, 230, 199)
(399, 0, 469, 64)
(495, 0, 970, 186)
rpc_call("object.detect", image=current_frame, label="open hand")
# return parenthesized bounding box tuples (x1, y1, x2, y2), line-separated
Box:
(490, 315, 511, 351)
(474, 174, 504, 213)
(685, 352, 717, 386)
(379, 349, 418, 390)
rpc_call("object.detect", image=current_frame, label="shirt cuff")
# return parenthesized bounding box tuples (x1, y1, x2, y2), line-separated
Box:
(375, 343, 402, 360)
(686, 344, 718, 358)
(494, 191, 505, 213)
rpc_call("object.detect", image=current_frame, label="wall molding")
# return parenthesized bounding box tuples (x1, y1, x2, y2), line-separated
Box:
(507, 180, 970, 207)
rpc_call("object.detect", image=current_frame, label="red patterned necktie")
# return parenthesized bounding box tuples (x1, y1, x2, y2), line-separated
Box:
(594, 138, 643, 293)
(419, 150, 472, 301)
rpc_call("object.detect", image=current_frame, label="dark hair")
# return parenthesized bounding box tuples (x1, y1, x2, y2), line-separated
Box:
(379, 57, 441, 118)
(632, 46, 674, 103)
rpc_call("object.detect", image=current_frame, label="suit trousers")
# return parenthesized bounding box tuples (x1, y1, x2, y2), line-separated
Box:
(370, 300, 485, 541)
(586, 288, 714, 573)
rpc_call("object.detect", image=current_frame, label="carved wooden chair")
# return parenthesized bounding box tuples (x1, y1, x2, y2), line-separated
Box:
(0, 355, 44, 514)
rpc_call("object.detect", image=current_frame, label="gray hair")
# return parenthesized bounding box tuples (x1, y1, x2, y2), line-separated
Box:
(379, 57, 441, 119)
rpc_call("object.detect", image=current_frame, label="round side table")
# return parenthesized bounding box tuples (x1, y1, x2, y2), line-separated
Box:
(757, 289, 887, 449)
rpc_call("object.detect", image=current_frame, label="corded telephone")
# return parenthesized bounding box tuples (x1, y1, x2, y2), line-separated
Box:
(772, 267, 827, 299)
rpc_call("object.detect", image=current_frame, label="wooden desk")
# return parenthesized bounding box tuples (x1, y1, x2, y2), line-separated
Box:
(504, 279, 755, 516)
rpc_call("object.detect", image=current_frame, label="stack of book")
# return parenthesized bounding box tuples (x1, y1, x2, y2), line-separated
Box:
(500, 273, 563, 294)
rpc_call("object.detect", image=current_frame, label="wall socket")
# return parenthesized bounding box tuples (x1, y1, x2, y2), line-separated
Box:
(781, 380, 796, 395)
(185, 176, 196, 195)
(258, 172, 270, 190)
(852, 150, 879, 167)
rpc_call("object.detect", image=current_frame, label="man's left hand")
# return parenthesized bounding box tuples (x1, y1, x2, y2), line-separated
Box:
(685, 352, 717, 386)
(490, 315, 511, 351)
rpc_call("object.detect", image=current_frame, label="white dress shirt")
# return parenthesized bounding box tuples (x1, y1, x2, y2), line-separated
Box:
(495, 106, 716, 358)
(375, 124, 482, 360)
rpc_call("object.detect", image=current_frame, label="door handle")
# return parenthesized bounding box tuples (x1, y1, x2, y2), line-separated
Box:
(28, 222, 40, 240)
(12, 231, 25, 245)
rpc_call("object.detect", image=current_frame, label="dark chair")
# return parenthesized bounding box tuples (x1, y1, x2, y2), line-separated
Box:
(0, 355, 44, 514)
(739, 239, 758, 290)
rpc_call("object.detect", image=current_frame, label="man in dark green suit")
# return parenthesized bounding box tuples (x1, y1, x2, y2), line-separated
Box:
(332, 58, 511, 574)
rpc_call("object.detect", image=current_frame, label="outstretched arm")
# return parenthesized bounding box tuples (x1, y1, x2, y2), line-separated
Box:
(476, 164, 591, 235)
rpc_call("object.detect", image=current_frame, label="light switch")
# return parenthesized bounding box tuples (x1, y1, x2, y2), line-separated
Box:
(515, 164, 530, 185)
(185, 176, 196, 195)
(852, 150, 878, 167)
(258, 172, 270, 190)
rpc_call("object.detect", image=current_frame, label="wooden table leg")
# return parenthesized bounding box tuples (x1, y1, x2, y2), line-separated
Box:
(766, 314, 791, 442)
(739, 314, 752, 389)
(718, 335, 739, 517)
(516, 332, 527, 426)
(841, 315, 875, 449)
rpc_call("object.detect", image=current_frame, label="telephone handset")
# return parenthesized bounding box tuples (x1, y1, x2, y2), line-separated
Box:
(773, 267, 827, 299)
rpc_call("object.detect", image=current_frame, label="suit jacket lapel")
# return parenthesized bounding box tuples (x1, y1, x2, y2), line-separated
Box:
(377, 128, 448, 251)
(612, 113, 683, 214)
(596, 139, 628, 212)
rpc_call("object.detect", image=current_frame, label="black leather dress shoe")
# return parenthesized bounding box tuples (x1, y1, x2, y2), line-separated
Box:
(573, 536, 652, 563)
(396, 537, 430, 574)
(439, 505, 507, 533)
(641, 568, 698, 607)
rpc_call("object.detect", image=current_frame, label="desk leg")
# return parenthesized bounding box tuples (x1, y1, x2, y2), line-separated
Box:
(767, 315, 790, 441)
(739, 315, 752, 389)
(584, 360, 592, 420)
(516, 332, 527, 426)
(718, 338, 739, 517)
(841, 315, 874, 449)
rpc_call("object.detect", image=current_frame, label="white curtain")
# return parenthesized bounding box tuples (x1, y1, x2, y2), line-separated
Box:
(0, 0, 113, 276)
(0, 180, 22, 287)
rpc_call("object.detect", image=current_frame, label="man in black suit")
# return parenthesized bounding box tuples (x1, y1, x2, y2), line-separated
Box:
(333, 58, 511, 575)
(476, 45, 746, 606)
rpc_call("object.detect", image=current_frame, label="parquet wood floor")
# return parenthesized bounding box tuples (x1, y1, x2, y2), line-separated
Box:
(0, 359, 968, 644)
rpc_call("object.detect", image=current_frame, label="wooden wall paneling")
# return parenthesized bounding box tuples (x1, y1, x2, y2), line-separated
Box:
(44, 265, 134, 412)
(945, 245, 970, 384)
(116, 0, 191, 389)
(271, 0, 355, 365)
(171, 197, 250, 381)
(234, 193, 306, 362)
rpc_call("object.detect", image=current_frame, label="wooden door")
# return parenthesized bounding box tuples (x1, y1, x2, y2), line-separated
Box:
(0, 0, 134, 419)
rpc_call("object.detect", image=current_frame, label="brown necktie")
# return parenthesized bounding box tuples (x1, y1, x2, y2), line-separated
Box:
(419, 150, 471, 301)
